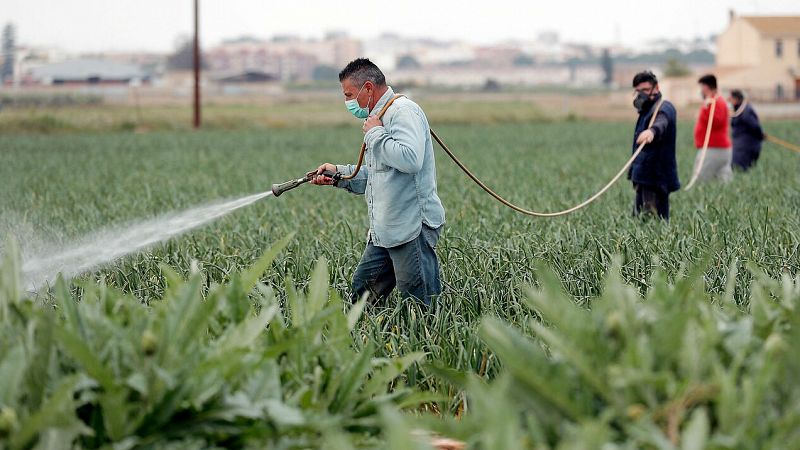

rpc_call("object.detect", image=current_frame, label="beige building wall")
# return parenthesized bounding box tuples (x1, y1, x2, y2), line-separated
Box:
(715, 16, 800, 101)
(759, 37, 799, 67)
(717, 19, 762, 66)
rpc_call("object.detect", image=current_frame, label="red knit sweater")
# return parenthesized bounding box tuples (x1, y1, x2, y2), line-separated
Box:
(694, 96, 731, 149)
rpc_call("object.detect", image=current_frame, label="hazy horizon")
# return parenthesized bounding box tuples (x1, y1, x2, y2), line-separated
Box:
(3, 0, 800, 54)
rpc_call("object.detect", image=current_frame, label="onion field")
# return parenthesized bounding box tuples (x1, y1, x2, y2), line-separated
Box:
(1, 119, 799, 448)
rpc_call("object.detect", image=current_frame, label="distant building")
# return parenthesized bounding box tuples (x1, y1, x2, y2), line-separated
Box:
(205, 33, 362, 82)
(390, 65, 603, 88)
(474, 46, 523, 68)
(364, 34, 476, 71)
(0, 45, 66, 86)
(716, 13, 800, 100)
(81, 51, 166, 77)
(215, 70, 277, 83)
(28, 58, 150, 85)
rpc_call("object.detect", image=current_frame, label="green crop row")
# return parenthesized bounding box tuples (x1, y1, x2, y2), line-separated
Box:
(1, 120, 799, 448)
(0, 236, 433, 449)
(2, 237, 799, 448)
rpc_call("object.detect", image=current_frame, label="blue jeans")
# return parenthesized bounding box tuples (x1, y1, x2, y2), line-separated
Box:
(352, 225, 442, 305)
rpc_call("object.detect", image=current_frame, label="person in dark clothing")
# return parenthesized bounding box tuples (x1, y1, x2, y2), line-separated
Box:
(729, 89, 766, 171)
(628, 71, 680, 221)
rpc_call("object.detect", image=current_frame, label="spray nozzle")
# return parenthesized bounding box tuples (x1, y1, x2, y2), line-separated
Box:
(271, 170, 341, 197)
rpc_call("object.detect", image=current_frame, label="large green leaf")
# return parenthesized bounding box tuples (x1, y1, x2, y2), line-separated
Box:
(0, 345, 26, 406)
(11, 376, 89, 450)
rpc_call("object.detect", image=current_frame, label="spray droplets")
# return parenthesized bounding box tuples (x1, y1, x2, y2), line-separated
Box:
(22, 190, 273, 291)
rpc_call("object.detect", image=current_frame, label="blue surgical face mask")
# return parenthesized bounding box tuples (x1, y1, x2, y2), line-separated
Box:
(345, 83, 371, 119)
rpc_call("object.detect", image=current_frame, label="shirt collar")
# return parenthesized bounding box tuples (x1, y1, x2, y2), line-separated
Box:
(371, 86, 394, 115)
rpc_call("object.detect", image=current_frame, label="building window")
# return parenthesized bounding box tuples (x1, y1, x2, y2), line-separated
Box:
(798, 39, 800, 57)
(775, 40, 783, 58)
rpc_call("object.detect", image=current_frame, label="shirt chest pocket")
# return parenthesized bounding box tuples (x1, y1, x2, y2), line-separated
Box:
(367, 155, 391, 174)
(367, 146, 392, 174)
(374, 118, 395, 174)
(370, 116, 396, 174)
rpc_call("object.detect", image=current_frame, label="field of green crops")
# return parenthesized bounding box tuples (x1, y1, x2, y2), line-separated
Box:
(1, 118, 799, 449)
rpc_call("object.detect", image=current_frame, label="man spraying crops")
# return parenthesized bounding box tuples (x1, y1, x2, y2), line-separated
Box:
(729, 89, 766, 172)
(628, 71, 680, 220)
(310, 58, 445, 305)
(692, 74, 732, 183)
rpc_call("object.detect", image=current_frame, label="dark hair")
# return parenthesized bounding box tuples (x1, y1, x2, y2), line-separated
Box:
(730, 89, 744, 101)
(632, 70, 658, 87)
(338, 58, 386, 86)
(698, 74, 717, 90)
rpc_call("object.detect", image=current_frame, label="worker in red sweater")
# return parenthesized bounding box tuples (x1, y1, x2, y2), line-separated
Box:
(692, 74, 732, 183)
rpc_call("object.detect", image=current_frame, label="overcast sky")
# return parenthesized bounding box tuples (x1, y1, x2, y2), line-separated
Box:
(3, 0, 800, 53)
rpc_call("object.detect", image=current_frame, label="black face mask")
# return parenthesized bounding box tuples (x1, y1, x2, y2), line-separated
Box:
(633, 90, 659, 113)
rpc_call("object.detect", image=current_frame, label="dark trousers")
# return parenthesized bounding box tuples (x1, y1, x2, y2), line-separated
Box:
(351, 225, 442, 305)
(633, 184, 670, 221)
(732, 146, 761, 171)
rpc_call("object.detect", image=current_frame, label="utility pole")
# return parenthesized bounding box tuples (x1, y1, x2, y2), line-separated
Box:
(193, 0, 201, 128)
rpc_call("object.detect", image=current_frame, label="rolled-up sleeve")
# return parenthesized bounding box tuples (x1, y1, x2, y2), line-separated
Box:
(365, 107, 426, 174)
(335, 164, 368, 195)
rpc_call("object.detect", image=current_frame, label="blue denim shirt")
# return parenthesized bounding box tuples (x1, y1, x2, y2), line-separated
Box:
(336, 87, 446, 248)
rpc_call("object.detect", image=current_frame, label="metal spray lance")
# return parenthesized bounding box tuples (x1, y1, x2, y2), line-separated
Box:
(270, 170, 341, 197)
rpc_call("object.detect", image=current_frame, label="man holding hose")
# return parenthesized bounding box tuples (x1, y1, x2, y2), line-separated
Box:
(629, 71, 680, 220)
(310, 58, 445, 305)
(729, 89, 766, 171)
(692, 74, 732, 182)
